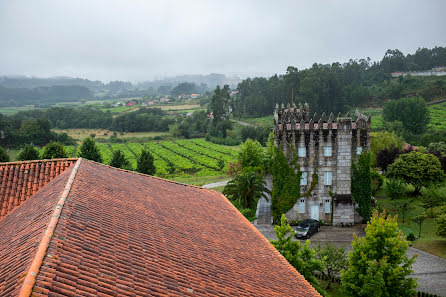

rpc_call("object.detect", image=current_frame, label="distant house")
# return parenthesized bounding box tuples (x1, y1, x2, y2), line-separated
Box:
(148, 100, 157, 105)
(160, 97, 170, 103)
(190, 93, 200, 99)
(126, 101, 136, 106)
(141, 101, 148, 106)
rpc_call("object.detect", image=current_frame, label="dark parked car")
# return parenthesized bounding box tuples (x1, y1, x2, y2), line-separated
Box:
(295, 219, 320, 239)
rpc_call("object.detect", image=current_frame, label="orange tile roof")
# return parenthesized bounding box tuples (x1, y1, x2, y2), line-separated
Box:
(0, 158, 321, 297)
(0, 159, 77, 221)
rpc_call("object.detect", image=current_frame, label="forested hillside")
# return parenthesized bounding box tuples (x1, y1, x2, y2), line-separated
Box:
(234, 47, 446, 117)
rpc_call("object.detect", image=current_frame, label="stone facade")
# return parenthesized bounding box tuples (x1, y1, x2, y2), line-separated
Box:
(273, 103, 371, 226)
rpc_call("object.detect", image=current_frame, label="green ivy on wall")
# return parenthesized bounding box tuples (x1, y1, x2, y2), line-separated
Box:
(351, 152, 372, 221)
(271, 146, 318, 223)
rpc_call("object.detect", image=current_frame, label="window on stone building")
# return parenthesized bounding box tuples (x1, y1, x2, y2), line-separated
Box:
(300, 171, 307, 186)
(324, 171, 332, 185)
(298, 146, 306, 157)
(299, 199, 305, 213)
(325, 199, 330, 213)
(356, 146, 363, 155)
(324, 145, 332, 157)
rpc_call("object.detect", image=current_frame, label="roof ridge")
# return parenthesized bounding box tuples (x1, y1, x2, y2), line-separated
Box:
(0, 158, 78, 166)
(82, 158, 213, 190)
(17, 158, 83, 297)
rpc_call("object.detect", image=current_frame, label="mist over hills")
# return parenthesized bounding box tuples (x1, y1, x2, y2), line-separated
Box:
(0, 73, 241, 107)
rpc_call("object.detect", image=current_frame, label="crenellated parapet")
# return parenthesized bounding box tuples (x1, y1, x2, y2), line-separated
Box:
(274, 103, 370, 131)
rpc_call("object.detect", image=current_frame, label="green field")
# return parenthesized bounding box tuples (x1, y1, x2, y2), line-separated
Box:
(9, 138, 239, 182)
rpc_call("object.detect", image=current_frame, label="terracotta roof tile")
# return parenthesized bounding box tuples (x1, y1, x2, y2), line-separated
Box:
(0, 159, 321, 296)
(0, 166, 74, 296)
(0, 159, 77, 221)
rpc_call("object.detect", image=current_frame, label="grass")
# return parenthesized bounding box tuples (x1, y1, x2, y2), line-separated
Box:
(239, 115, 273, 128)
(170, 175, 229, 186)
(53, 129, 168, 142)
(376, 181, 446, 258)
(211, 185, 226, 193)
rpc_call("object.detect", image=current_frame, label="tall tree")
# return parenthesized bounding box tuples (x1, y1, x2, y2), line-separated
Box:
(41, 141, 68, 159)
(270, 214, 325, 295)
(341, 210, 417, 297)
(78, 137, 102, 163)
(383, 97, 429, 134)
(137, 149, 156, 175)
(209, 85, 230, 123)
(110, 149, 130, 169)
(387, 151, 445, 195)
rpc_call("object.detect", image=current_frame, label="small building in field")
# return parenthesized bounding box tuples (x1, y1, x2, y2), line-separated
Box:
(274, 103, 371, 226)
(126, 101, 136, 106)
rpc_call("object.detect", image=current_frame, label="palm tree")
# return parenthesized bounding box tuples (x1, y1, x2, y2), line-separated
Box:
(223, 171, 270, 209)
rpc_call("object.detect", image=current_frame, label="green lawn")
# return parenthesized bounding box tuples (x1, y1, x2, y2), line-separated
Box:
(376, 181, 446, 258)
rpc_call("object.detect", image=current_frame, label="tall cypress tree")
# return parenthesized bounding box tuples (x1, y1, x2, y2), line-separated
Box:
(78, 137, 102, 163)
(137, 149, 156, 175)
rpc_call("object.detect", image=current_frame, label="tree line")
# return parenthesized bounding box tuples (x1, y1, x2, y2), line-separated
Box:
(232, 46, 446, 117)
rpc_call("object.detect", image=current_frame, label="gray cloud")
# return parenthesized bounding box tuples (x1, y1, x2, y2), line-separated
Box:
(1, 0, 445, 82)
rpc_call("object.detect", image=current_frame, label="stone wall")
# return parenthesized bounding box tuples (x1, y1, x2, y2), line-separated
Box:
(333, 201, 355, 226)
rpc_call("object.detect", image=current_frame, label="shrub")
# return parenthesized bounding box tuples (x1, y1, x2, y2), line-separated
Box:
(227, 161, 242, 177)
(0, 146, 9, 162)
(16, 144, 40, 161)
(385, 178, 406, 200)
(407, 233, 416, 241)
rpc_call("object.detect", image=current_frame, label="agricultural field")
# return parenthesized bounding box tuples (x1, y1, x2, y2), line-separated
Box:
(52, 129, 169, 142)
(44, 138, 240, 179)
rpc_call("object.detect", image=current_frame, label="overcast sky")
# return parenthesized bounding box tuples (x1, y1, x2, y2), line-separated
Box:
(1, 0, 445, 82)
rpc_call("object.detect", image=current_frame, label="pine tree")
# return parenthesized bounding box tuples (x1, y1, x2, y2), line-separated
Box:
(341, 210, 417, 297)
(41, 141, 68, 159)
(137, 149, 156, 175)
(270, 214, 325, 295)
(16, 144, 40, 161)
(78, 137, 102, 163)
(109, 149, 130, 169)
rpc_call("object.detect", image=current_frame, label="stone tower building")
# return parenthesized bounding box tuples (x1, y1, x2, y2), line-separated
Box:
(273, 103, 371, 226)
